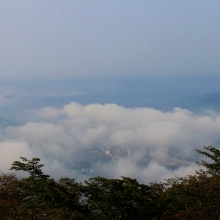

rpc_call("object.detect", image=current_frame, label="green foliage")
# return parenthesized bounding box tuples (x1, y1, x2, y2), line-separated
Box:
(8, 157, 86, 219)
(0, 172, 20, 219)
(81, 176, 158, 219)
(2, 146, 220, 219)
(10, 157, 50, 180)
(161, 170, 220, 219)
(196, 145, 220, 174)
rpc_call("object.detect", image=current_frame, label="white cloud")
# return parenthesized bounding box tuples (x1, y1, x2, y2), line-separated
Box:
(0, 102, 218, 182)
(0, 140, 32, 171)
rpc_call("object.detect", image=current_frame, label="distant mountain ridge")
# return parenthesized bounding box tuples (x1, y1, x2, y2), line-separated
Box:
(164, 91, 220, 113)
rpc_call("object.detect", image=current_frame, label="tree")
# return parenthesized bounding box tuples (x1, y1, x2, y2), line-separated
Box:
(160, 170, 220, 219)
(196, 145, 220, 174)
(81, 176, 161, 220)
(4, 146, 220, 219)
(10, 157, 50, 180)
(9, 157, 86, 219)
(157, 146, 220, 219)
(0, 172, 21, 219)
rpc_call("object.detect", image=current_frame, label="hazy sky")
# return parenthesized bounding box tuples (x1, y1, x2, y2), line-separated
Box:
(0, 0, 220, 79)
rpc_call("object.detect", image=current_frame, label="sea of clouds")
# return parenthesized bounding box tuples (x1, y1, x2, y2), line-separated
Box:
(1, 102, 219, 183)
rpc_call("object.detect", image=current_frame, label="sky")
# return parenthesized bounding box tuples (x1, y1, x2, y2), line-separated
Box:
(1, 1, 220, 183)
(0, 0, 220, 79)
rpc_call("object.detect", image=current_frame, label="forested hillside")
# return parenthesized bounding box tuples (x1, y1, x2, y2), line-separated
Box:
(1, 146, 220, 219)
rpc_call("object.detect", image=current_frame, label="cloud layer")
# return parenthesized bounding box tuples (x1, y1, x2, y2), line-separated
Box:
(1, 102, 219, 182)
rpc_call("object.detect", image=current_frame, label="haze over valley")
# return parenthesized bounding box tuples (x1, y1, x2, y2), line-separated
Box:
(1, 77, 220, 182)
